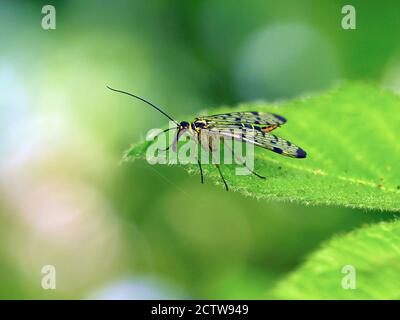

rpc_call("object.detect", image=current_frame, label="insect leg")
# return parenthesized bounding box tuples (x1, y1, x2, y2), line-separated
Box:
(159, 128, 182, 152)
(159, 145, 171, 152)
(208, 144, 228, 191)
(172, 128, 186, 152)
(224, 140, 266, 180)
(157, 127, 177, 151)
(195, 132, 204, 183)
(154, 127, 176, 139)
(215, 163, 228, 191)
(198, 159, 204, 183)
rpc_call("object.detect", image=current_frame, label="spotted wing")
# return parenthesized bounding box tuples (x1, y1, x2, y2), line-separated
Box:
(198, 111, 286, 127)
(203, 125, 306, 158)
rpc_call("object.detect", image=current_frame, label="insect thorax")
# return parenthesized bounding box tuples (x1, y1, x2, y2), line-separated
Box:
(193, 119, 207, 130)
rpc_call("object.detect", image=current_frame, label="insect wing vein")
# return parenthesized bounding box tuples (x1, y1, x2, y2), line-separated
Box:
(202, 126, 306, 158)
(198, 111, 287, 127)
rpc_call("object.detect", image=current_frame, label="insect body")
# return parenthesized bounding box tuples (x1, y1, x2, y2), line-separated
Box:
(107, 86, 307, 191)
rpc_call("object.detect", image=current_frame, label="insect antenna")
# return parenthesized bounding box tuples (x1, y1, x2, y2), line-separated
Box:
(106, 86, 179, 126)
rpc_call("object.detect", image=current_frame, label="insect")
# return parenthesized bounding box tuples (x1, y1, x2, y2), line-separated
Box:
(107, 86, 307, 191)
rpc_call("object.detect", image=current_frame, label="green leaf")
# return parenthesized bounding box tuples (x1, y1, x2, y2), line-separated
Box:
(124, 83, 400, 211)
(271, 220, 400, 299)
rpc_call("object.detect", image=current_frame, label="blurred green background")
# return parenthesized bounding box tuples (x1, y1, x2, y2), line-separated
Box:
(0, 0, 399, 299)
